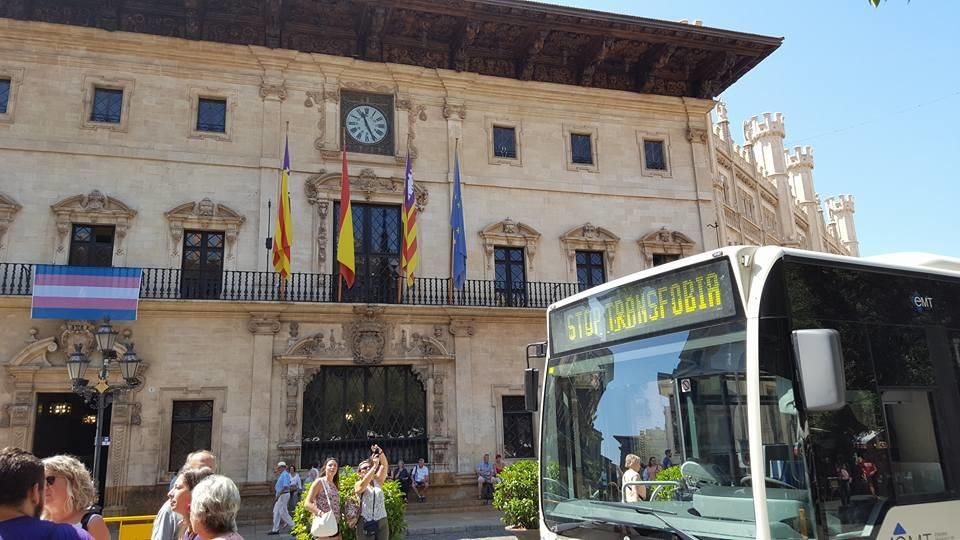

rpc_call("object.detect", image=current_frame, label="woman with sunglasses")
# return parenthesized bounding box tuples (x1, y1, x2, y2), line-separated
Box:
(169, 467, 215, 540)
(41, 455, 110, 540)
(353, 445, 389, 540)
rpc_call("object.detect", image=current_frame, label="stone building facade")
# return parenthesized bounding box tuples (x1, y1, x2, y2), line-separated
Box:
(0, 1, 789, 514)
(710, 102, 859, 255)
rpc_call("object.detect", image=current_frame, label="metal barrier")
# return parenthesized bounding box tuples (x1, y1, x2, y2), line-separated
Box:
(103, 515, 154, 540)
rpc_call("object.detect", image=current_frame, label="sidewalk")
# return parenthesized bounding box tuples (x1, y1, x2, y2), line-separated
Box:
(237, 509, 508, 540)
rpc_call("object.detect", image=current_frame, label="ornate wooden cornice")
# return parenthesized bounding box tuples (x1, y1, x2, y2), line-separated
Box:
(3, 0, 781, 99)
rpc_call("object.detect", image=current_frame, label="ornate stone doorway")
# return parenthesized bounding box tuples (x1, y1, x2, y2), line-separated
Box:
(301, 365, 427, 467)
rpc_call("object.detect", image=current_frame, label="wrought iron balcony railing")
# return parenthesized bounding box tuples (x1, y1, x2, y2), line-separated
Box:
(0, 263, 579, 309)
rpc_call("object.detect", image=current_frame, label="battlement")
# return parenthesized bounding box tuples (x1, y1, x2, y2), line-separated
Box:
(743, 112, 785, 142)
(787, 145, 814, 170)
(733, 143, 753, 164)
(826, 194, 855, 213)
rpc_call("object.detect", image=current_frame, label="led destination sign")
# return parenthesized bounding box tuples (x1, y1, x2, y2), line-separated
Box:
(549, 260, 738, 355)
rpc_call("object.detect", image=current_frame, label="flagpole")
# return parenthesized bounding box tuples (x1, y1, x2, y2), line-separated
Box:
(448, 138, 459, 305)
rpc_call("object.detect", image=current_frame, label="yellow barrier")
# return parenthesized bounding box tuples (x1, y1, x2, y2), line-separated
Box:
(103, 515, 155, 540)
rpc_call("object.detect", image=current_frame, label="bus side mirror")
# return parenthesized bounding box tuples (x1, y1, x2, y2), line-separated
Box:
(791, 329, 846, 412)
(524, 368, 540, 412)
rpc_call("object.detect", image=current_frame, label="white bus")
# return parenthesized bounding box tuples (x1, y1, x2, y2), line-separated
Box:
(537, 246, 960, 540)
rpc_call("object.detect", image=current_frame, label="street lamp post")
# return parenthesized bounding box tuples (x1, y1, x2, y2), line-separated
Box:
(66, 317, 141, 508)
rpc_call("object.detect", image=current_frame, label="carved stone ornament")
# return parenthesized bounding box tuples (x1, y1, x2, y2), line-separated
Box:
(686, 127, 709, 144)
(282, 364, 304, 441)
(51, 190, 136, 262)
(442, 100, 467, 120)
(349, 306, 387, 365)
(560, 222, 620, 276)
(259, 80, 288, 101)
(164, 199, 245, 265)
(398, 98, 428, 160)
(247, 314, 281, 335)
(305, 90, 327, 151)
(0, 192, 22, 252)
(479, 218, 541, 273)
(638, 227, 697, 265)
(284, 328, 348, 357)
(59, 320, 97, 358)
(305, 169, 429, 208)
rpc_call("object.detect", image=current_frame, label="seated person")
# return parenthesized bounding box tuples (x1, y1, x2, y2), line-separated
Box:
(391, 460, 412, 501)
(411, 458, 429, 502)
(477, 453, 495, 500)
(493, 454, 505, 482)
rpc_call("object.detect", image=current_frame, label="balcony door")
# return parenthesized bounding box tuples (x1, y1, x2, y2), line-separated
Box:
(68, 224, 115, 267)
(333, 203, 401, 303)
(180, 230, 224, 299)
(495, 246, 526, 307)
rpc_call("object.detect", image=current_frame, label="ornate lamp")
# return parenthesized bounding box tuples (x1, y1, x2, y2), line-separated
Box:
(118, 343, 141, 382)
(95, 318, 118, 354)
(66, 344, 89, 382)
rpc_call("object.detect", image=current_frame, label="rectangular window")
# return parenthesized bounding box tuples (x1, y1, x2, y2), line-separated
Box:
(495, 246, 526, 307)
(0, 79, 9, 114)
(68, 225, 115, 267)
(180, 231, 225, 300)
(502, 396, 534, 458)
(570, 133, 593, 165)
(575, 250, 605, 291)
(169, 400, 214, 472)
(90, 88, 123, 123)
(331, 203, 401, 304)
(644, 140, 667, 171)
(652, 253, 680, 267)
(493, 126, 517, 159)
(196, 98, 227, 133)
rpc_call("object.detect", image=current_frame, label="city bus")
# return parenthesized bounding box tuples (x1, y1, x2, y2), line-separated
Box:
(537, 246, 960, 540)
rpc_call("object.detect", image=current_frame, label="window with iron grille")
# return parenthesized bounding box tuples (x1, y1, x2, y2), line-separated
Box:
(332, 203, 401, 304)
(0, 79, 9, 114)
(644, 140, 667, 171)
(576, 250, 605, 291)
(90, 88, 123, 123)
(69, 225, 115, 267)
(495, 247, 526, 307)
(493, 126, 517, 159)
(502, 396, 534, 458)
(180, 230, 224, 300)
(169, 400, 213, 472)
(196, 98, 227, 133)
(570, 133, 593, 165)
(652, 253, 680, 267)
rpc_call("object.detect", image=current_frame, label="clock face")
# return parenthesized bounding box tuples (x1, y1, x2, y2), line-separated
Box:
(345, 105, 388, 145)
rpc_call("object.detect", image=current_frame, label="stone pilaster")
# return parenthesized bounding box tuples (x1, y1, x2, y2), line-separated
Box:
(246, 313, 280, 481)
(449, 319, 474, 474)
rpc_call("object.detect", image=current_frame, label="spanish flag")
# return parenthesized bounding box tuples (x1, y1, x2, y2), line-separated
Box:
(272, 137, 293, 280)
(337, 145, 356, 290)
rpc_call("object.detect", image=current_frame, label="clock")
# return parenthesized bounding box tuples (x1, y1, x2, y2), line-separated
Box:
(345, 105, 388, 145)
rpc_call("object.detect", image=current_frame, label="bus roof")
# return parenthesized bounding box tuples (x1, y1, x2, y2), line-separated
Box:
(548, 246, 960, 312)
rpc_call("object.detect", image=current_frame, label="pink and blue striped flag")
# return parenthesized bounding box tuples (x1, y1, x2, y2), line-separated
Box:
(31, 265, 143, 321)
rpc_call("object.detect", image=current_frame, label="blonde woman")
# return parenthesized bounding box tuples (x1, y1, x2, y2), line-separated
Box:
(622, 454, 643, 503)
(42, 455, 110, 540)
(169, 467, 215, 540)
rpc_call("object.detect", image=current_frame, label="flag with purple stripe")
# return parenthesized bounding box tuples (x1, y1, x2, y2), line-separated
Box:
(31, 265, 143, 321)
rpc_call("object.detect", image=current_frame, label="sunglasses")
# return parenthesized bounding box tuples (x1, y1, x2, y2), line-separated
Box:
(45, 475, 56, 486)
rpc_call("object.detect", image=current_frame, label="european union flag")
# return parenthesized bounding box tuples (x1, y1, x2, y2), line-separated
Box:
(451, 149, 467, 290)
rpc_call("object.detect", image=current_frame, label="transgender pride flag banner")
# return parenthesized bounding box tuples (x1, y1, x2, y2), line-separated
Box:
(31, 265, 143, 321)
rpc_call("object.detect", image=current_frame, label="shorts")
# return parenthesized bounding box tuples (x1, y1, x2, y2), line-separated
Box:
(415, 481, 426, 488)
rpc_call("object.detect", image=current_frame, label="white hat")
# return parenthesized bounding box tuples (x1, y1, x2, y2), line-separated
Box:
(277, 461, 287, 468)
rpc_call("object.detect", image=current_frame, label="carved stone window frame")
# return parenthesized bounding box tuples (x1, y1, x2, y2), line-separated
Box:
(154, 386, 227, 484)
(164, 198, 246, 270)
(0, 66, 25, 125)
(636, 130, 672, 178)
(563, 124, 600, 173)
(560, 223, 619, 280)
(491, 385, 540, 462)
(0, 191, 21, 260)
(188, 87, 238, 142)
(81, 74, 135, 132)
(304, 169, 429, 273)
(485, 117, 523, 167)
(51, 190, 137, 266)
(479, 219, 540, 278)
(637, 228, 696, 269)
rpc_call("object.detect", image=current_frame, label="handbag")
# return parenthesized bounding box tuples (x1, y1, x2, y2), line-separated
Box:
(361, 486, 380, 536)
(310, 479, 339, 538)
(343, 490, 362, 529)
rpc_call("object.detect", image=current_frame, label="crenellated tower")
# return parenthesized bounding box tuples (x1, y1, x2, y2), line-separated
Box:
(786, 145, 823, 251)
(744, 112, 798, 245)
(715, 100, 732, 141)
(826, 195, 859, 256)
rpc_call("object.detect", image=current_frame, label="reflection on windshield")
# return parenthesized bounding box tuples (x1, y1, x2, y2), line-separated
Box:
(542, 321, 809, 539)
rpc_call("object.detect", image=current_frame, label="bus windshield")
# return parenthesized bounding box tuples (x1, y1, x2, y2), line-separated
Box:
(541, 319, 794, 539)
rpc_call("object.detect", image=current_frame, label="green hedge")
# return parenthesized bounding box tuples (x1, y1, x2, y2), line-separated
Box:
(291, 466, 407, 540)
(652, 466, 682, 501)
(492, 460, 539, 530)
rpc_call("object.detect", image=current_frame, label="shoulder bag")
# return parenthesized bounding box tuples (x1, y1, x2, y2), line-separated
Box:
(310, 478, 339, 538)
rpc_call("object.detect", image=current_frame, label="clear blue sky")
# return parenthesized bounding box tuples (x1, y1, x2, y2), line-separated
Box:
(546, 0, 960, 257)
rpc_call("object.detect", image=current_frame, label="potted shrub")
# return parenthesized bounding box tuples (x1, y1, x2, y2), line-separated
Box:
(492, 460, 539, 540)
(292, 465, 407, 540)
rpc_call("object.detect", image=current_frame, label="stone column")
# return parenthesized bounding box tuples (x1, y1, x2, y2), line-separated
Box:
(682, 102, 718, 251)
(449, 319, 474, 475)
(246, 313, 280, 482)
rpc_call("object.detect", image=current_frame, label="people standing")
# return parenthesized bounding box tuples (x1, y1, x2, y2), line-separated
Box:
(308, 463, 321, 484)
(288, 465, 303, 513)
(0, 447, 92, 540)
(169, 468, 215, 540)
(188, 475, 245, 540)
(838, 463, 852, 507)
(354, 446, 389, 540)
(152, 451, 217, 540)
(42, 455, 110, 540)
(267, 462, 294, 535)
(411, 458, 429, 503)
(622, 454, 642, 502)
(304, 457, 341, 540)
(642, 457, 661, 482)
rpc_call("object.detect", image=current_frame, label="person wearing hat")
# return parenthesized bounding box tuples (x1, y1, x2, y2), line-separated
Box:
(267, 461, 294, 535)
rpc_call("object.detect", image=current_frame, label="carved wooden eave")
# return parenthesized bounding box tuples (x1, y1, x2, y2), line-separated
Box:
(479, 218, 541, 273)
(4, 0, 781, 99)
(0, 191, 21, 250)
(638, 227, 696, 262)
(559, 223, 620, 277)
(304, 168, 429, 211)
